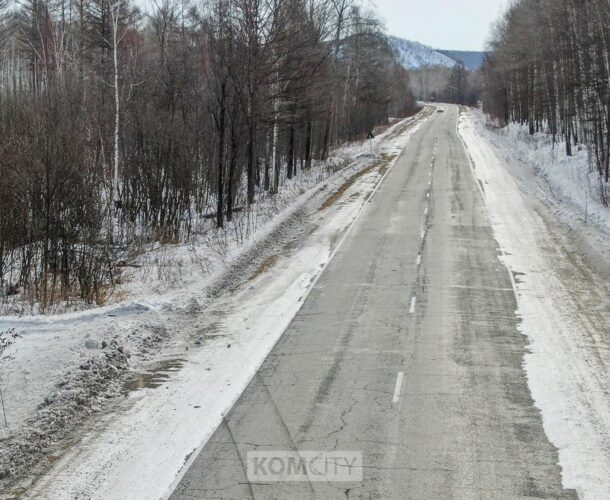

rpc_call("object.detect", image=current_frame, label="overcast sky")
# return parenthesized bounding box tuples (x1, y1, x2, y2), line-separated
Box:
(371, 0, 508, 51)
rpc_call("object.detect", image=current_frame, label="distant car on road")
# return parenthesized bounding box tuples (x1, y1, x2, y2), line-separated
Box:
(437, 109, 445, 113)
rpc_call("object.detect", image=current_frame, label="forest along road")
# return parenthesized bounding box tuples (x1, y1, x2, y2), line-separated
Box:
(170, 105, 577, 499)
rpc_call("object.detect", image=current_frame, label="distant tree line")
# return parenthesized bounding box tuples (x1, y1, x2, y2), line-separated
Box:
(481, 0, 609, 205)
(409, 63, 481, 106)
(0, 0, 418, 308)
(445, 61, 480, 106)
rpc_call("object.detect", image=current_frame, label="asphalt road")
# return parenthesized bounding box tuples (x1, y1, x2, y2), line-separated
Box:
(171, 106, 577, 499)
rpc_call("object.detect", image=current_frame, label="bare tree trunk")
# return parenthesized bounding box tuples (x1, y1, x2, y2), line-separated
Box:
(271, 98, 280, 193)
(304, 112, 312, 170)
(247, 113, 256, 205)
(216, 80, 227, 228)
(226, 108, 239, 222)
(111, 0, 121, 205)
(264, 126, 271, 191)
(287, 111, 295, 180)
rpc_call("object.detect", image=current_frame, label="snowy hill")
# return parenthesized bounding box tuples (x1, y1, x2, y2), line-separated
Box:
(438, 50, 487, 71)
(389, 36, 455, 69)
(389, 37, 487, 71)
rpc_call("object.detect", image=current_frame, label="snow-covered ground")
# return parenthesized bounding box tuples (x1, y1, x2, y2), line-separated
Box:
(476, 117, 609, 236)
(0, 108, 432, 497)
(459, 108, 610, 499)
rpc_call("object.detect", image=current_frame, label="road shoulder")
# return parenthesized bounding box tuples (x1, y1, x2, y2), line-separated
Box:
(459, 108, 610, 499)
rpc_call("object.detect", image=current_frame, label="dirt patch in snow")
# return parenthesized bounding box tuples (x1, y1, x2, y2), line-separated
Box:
(250, 254, 282, 282)
(319, 153, 397, 211)
(319, 164, 378, 210)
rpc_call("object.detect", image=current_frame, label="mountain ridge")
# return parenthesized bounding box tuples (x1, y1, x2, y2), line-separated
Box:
(437, 50, 487, 71)
(389, 36, 487, 71)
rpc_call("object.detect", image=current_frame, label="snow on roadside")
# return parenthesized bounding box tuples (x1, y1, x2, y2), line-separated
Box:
(3, 110, 430, 498)
(459, 108, 610, 499)
(472, 112, 609, 235)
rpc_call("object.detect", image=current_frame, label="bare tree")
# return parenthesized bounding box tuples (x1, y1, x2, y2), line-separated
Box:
(483, 0, 609, 204)
(0, 0, 419, 310)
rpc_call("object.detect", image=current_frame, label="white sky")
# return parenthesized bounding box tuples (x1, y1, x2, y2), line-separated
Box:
(371, 0, 508, 51)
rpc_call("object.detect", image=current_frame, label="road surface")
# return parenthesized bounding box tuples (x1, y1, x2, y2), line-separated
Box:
(171, 106, 577, 499)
